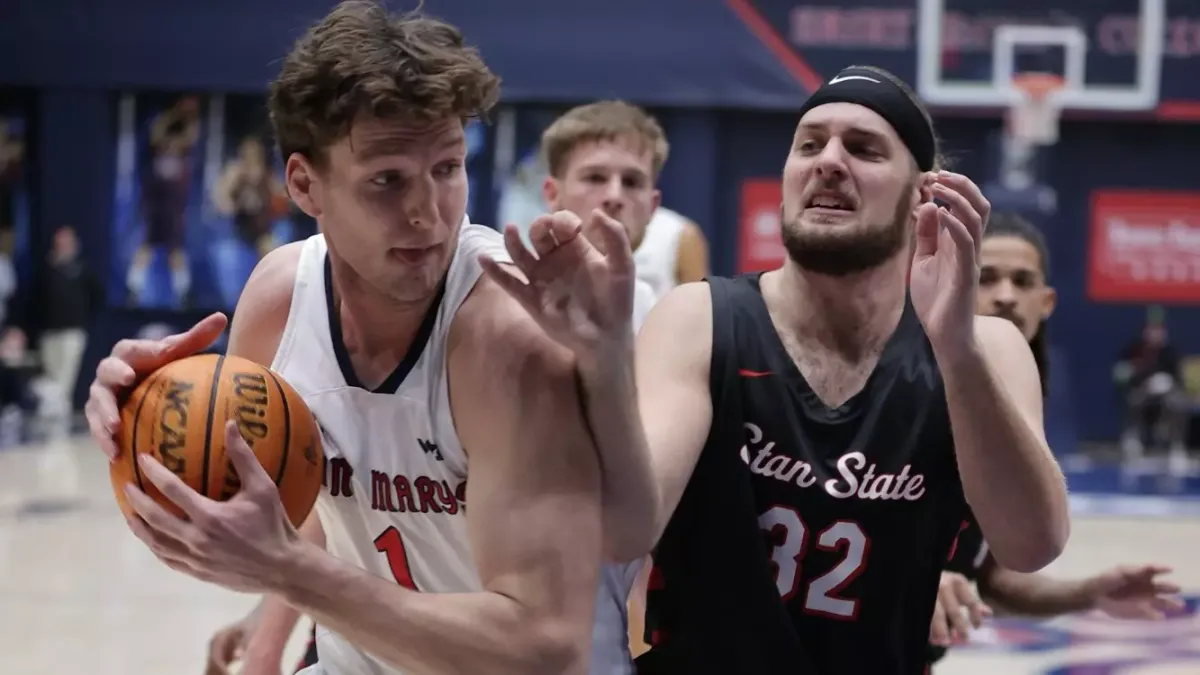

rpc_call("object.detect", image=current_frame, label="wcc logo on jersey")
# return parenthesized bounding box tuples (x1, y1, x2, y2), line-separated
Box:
(418, 438, 443, 461)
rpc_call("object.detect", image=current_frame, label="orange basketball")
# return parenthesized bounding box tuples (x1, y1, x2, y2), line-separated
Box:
(110, 353, 323, 528)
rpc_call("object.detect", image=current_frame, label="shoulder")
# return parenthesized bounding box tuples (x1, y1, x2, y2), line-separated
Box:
(638, 281, 713, 364)
(228, 241, 305, 364)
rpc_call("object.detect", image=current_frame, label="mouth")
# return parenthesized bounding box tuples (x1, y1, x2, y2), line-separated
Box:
(388, 245, 440, 264)
(804, 191, 857, 214)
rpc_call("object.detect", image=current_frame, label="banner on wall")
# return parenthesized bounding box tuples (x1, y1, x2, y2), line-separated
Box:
(110, 92, 311, 311)
(738, 179, 784, 274)
(1087, 190, 1200, 303)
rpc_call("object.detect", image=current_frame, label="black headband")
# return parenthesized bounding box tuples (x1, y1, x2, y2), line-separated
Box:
(798, 67, 936, 171)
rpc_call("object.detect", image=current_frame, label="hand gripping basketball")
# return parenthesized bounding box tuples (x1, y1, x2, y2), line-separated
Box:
(122, 419, 300, 593)
(909, 171, 991, 355)
(85, 312, 227, 459)
(480, 209, 637, 366)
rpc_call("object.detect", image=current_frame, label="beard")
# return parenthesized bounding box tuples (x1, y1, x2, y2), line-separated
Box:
(781, 189, 913, 277)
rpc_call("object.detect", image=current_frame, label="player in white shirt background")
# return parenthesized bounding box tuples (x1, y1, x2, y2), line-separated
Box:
(536, 99, 709, 667)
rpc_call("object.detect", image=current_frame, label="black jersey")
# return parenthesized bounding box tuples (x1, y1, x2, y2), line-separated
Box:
(638, 274, 969, 675)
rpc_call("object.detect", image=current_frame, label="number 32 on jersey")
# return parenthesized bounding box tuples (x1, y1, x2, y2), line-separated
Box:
(759, 505, 870, 619)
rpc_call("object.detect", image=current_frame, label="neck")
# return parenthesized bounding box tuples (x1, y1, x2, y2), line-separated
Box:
(767, 252, 909, 360)
(328, 256, 436, 360)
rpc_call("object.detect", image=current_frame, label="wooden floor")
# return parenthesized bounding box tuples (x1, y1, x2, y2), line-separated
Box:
(2, 437, 1198, 675)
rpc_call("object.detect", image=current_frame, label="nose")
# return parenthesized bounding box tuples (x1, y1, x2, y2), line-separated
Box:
(991, 278, 1018, 308)
(601, 176, 625, 215)
(403, 173, 438, 232)
(814, 138, 849, 180)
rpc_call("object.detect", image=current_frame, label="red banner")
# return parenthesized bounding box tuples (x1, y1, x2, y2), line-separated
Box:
(737, 179, 785, 273)
(1088, 190, 1200, 302)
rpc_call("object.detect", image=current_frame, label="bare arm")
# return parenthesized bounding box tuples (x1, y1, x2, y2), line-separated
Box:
(270, 279, 603, 675)
(976, 559, 1093, 617)
(241, 513, 325, 665)
(673, 220, 710, 284)
(940, 316, 1069, 573)
(577, 282, 715, 560)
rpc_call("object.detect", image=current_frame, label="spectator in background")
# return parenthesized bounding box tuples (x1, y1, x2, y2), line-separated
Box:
(1114, 307, 1190, 470)
(35, 225, 102, 434)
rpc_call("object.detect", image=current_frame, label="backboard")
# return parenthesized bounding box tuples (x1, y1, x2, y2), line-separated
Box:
(915, 0, 1166, 113)
(915, 0, 1166, 214)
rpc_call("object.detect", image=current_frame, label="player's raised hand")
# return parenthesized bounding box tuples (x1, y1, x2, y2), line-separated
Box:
(85, 312, 227, 460)
(480, 209, 637, 362)
(910, 171, 991, 356)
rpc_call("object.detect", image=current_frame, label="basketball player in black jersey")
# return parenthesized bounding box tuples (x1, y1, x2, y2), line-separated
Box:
(484, 65, 1069, 674)
(926, 213, 1182, 668)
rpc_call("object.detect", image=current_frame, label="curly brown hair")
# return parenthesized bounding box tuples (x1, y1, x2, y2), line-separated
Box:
(541, 100, 669, 179)
(268, 1, 500, 164)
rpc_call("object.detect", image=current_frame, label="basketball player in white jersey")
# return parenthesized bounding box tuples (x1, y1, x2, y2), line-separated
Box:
(537, 99, 672, 672)
(83, 4, 617, 675)
(634, 206, 709, 299)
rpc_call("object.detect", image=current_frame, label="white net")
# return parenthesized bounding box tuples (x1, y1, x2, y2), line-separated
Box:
(1000, 74, 1063, 193)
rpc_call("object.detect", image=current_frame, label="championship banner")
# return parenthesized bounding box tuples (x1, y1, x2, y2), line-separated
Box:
(1087, 190, 1200, 303)
(737, 179, 784, 273)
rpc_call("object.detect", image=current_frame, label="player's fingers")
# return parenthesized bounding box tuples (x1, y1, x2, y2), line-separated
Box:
(933, 184, 982, 254)
(529, 213, 570, 259)
(937, 209, 977, 274)
(136, 454, 207, 521)
(936, 171, 990, 234)
(944, 594, 973, 638)
(952, 582, 989, 628)
(207, 627, 242, 670)
(1153, 579, 1182, 595)
(479, 257, 542, 314)
(1153, 595, 1186, 615)
(591, 209, 636, 276)
(85, 387, 121, 460)
(222, 421, 274, 497)
(162, 312, 228, 359)
(929, 602, 952, 646)
(911, 202, 940, 259)
(94, 355, 138, 390)
(500, 223, 540, 273)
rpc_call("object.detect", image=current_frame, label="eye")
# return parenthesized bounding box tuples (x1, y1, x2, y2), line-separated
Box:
(369, 171, 401, 188)
(433, 161, 462, 178)
(797, 139, 820, 154)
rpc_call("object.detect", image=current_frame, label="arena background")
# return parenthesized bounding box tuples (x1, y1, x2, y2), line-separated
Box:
(3, 0, 1200, 673)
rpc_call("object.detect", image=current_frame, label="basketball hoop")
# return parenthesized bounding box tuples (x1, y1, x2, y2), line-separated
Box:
(1007, 73, 1064, 146)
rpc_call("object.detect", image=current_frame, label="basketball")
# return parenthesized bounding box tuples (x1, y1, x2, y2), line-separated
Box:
(109, 353, 324, 528)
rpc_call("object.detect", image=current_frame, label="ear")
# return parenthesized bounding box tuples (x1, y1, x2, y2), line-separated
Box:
(1040, 286, 1057, 321)
(285, 153, 321, 219)
(650, 188, 662, 212)
(916, 170, 935, 205)
(542, 175, 561, 210)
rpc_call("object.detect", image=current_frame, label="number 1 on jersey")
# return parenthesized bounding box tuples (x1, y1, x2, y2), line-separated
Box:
(374, 526, 418, 590)
(759, 506, 869, 620)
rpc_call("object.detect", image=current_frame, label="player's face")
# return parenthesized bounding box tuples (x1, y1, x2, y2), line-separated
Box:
(542, 138, 660, 250)
(976, 235, 1055, 342)
(781, 103, 924, 276)
(240, 139, 266, 167)
(288, 116, 467, 303)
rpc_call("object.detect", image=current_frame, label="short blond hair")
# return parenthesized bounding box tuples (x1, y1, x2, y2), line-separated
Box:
(541, 100, 669, 178)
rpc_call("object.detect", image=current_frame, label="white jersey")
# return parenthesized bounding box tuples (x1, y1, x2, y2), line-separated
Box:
(274, 224, 640, 675)
(633, 207, 689, 299)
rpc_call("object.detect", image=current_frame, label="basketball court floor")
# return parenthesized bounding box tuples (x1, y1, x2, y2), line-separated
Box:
(2, 436, 1197, 674)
